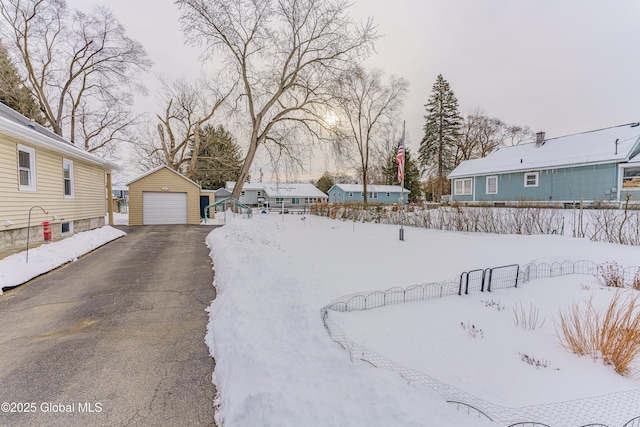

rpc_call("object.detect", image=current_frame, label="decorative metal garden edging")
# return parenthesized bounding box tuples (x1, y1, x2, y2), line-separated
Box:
(321, 259, 640, 426)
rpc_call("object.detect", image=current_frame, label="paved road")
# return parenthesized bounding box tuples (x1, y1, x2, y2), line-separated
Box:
(0, 225, 219, 427)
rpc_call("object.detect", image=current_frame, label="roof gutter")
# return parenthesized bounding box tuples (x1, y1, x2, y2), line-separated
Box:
(0, 115, 119, 170)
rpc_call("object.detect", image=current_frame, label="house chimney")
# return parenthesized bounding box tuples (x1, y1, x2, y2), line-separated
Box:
(535, 131, 545, 147)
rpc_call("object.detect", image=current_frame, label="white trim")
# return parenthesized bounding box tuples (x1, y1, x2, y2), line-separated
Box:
(454, 178, 473, 196)
(524, 172, 539, 187)
(18, 144, 36, 191)
(1, 115, 117, 169)
(620, 164, 640, 191)
(486, 175, 498, 194)
(61, 221, 73, 235)
(63, 158, 74, 198)
(126, 165, 201, 188)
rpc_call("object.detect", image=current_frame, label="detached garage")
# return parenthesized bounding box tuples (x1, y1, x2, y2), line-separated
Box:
(127, 166, 202, 225)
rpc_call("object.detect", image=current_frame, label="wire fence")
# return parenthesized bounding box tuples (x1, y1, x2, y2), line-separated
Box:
(321, 259, 640, 426)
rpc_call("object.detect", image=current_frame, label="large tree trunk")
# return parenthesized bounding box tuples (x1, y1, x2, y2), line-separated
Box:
(231, 138, 260, 200)
(362, 171, 368, 205)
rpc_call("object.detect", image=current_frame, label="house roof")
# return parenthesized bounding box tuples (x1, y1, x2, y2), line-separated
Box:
(126, 165, 201, 187)
(448, 123, 640, 178)
(263, 183, 327, 198)
(330, 183, 410, 194)
(0, 102, 118, 170)
(227, 181, 328, 198)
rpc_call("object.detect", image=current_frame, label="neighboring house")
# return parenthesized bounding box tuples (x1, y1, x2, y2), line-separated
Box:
(112, 186, 129, 213)
(226, 181, 328, 210)
(448, 124, 640, 205)
(127, 166, 202, 225)
(0, 102, 116, 253)
(328, 184, 410, 204)
(214, 188, 231, 200)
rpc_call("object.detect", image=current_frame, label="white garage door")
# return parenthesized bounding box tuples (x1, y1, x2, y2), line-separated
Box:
(143, 192, 188, 225)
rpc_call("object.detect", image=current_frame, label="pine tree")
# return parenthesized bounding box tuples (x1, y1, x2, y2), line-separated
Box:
(0, 42, 43, 122)
(382, 146, 422, 202)
(418, 74, 462, 201)
(189, 125, 243, 190)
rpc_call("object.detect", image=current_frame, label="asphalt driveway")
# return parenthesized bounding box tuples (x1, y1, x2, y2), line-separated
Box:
(0, 225, 219, 427)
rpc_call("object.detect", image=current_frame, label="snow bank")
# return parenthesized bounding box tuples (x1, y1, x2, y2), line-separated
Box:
(0, 226, 126, 293)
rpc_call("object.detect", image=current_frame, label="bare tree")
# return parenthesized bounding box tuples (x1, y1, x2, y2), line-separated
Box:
(455, 108, 533, 165)
(176, 0, 378, 199)
(330, 67, 408, 203)
(0, 0, 151, 154)
(136, 77, 228, 176)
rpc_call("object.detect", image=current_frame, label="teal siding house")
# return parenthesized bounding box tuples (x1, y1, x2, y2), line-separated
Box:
(448, 124, 640, 205)
(328, 184, 409, 204)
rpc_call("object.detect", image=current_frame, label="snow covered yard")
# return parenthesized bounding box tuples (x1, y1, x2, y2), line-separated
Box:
(206, 214, 640, 426)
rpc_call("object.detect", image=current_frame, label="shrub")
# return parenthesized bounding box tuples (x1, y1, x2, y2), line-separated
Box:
(595, 261, 625, 288)
(632, 270, 640, 291)
(557, 292, 640, 375)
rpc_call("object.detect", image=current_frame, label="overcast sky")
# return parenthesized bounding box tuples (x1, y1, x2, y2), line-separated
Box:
(68, 0, 640, 181)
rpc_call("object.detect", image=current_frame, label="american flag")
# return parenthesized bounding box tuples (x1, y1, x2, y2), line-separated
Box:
(395, 139, 404, 182)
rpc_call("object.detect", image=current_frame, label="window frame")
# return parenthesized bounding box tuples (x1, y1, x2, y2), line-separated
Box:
(486, 175, 498, 194)
(524, 172, 539, 188)
(18, 144, 37, 191)
(622, 166, 640, 190)
(454, 178, 473, 196)
(61, 221, 73, 235)
(63, 158, 74, 198)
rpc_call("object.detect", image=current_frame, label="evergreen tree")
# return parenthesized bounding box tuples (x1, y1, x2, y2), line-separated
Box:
(189, 124, 243, 190)
(315, 172, 335, 195)
(418, 74, 462, 201)
(0, 42, 43, 122)
(382, 145, 422, 202)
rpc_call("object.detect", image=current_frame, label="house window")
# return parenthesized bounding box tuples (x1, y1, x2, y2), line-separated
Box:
(386, 192, 391, 197)
(348, 192, 353, 197)
(18, 144, 36, 191)
(486, 175, 498, 194)
(292, 197, 300, 204)
(257, 191, 262, 196)
(368, 192, 378, 199)
(63, 159, 74, 198)
(276, 197, 283, 204)
(241, 191, 246, 196)
(524, 172, 539, 187)
(622, 167, 640, 189)
(61, 221, 73, 234)
(454, 178, 472, 195)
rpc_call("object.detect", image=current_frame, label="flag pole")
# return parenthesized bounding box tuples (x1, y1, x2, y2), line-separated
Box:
(399, 121, 406, 241)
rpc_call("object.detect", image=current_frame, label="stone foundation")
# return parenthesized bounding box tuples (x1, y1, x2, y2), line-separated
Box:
(0, 217, 106, 257)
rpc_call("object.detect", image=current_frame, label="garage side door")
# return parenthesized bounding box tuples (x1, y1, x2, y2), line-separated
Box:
(142, 192, 188, 225)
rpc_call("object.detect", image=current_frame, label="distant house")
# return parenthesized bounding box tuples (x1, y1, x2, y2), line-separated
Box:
(226, 181, 328, 210)
(328, 184, 409, 204)
(0, 102, 116, 253)
(448, 124, 640, 205)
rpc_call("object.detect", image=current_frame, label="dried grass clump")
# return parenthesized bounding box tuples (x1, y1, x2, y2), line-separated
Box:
(513, 300, 546, 330)
(557, 292, 640, 375)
